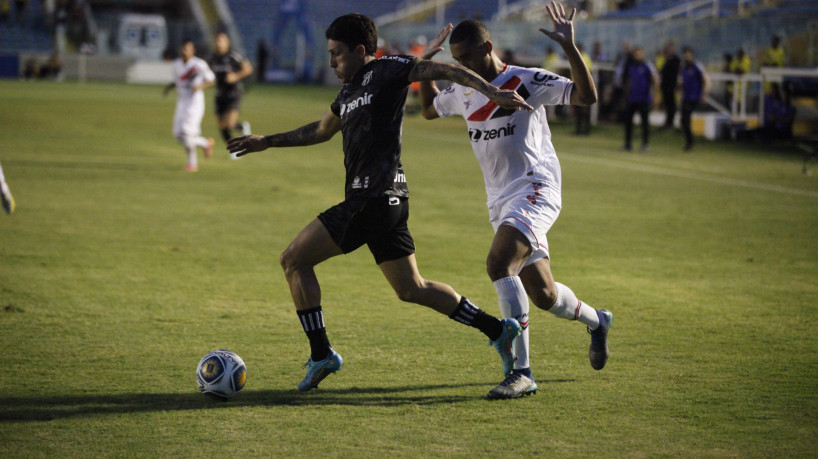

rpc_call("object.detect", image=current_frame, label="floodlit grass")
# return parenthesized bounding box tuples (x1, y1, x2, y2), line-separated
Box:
(1, 80, 816, 457)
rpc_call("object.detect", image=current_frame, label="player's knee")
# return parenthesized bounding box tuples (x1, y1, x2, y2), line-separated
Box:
(486, 255, 515, 281)
(393, 282, 422, 304)
(279, 244, 305, 275)
(534, 283, 558, 310)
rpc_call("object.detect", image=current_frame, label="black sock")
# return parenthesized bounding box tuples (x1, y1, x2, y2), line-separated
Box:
(449, 297, 503, 341)
(297, 306, 331, 361)
(220, 128, 231, 143)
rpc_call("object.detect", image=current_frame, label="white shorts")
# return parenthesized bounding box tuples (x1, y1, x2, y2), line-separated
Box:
(489, 178, 561, 268)
(173, 95, 205, 138)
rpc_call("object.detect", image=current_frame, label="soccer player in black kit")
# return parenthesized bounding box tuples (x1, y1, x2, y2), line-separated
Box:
(228, 13, 533, 392)
(209, 32, 254, 144)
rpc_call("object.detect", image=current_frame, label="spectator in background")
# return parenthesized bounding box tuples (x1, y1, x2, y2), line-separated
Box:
(679, 46, 708, 151)
(542, 45, 560, 71)
(730, 48, 751, 108)
(622, 46, 658, 152)
(40, 52, 63, 80)
(762, 35, 785, 95)
(612, 41, 633, 121)
(659, 42, 680, 128)
(762, 35, 785, 68)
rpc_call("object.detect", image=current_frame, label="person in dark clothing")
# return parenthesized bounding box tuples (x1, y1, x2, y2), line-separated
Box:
(679, 46, 708, 151)
(660, 42, 680, 128)
(226, 13, 532, 393)
(623, 47, 658, 151)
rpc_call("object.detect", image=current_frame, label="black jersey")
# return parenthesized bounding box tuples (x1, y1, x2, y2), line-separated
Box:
(208, 50, 245, 96)
(330, 55, 418, 199)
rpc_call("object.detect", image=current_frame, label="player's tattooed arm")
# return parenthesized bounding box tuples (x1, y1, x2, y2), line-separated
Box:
(264, 121, 322, 148)
(409, 60, 532, 112)
(226, 110, 341, 157)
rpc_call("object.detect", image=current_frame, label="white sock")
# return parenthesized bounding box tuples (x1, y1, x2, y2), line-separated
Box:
(0, 162, 7, 192)
(550, 282, 600, 329)
(493, 276, 530, 370)
(177, 135, 202, 166)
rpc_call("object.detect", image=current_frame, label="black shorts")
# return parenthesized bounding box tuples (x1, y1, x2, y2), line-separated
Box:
(215, 93, 241, 115)
(318, 196, 415, 264)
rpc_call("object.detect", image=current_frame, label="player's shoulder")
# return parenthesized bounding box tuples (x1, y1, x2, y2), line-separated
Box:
(228, 50, 245, 62)
(509, 65, 566, 86)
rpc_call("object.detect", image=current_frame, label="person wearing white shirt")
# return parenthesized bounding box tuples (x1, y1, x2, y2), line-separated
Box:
(419, 1, 612, 400)
(164, 39, 216, 172)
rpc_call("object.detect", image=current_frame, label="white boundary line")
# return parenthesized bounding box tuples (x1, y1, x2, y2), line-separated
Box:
(560, 153, 818, 198)
(406, 129, 818, 198)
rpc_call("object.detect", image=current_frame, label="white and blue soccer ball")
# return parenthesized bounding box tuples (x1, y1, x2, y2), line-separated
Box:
(196, 350, 246, 398)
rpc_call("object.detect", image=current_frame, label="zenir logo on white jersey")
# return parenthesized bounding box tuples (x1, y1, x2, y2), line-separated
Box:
(469, 123, 517, 142)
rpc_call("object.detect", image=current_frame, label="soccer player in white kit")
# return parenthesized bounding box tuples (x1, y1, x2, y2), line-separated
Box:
(419, 1, 612, 399)
(163, 39, 216, 172)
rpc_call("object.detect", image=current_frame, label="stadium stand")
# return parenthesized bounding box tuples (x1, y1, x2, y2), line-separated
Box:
(0, 0, 52, 53)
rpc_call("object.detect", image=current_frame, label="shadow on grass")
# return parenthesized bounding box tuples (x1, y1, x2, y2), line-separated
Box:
(0, 379, 573, 422)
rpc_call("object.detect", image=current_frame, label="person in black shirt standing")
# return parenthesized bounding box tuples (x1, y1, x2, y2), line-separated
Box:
(209, 32, 254, 144)
(228, 13, 533, 393)
(659, 42, 680, 129)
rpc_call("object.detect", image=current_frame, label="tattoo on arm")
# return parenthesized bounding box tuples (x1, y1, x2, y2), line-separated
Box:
(412, 60, 495, 96)
(264, 121, 322, 148)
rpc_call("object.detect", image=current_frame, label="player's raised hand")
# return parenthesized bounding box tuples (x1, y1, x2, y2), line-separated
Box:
(491, 88, 534, 112)
(539, 1, 576, 47)
(227, 135, 267, 158)
(422, 23, 453, 60)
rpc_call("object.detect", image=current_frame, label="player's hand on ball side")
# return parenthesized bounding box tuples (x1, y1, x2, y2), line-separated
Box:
(491, 89, 533, 112)
(227, 135, 267, 158)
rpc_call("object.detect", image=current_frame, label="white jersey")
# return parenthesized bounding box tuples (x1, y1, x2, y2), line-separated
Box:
(433, 64, 573, 208)
(171, 56, 215, 137)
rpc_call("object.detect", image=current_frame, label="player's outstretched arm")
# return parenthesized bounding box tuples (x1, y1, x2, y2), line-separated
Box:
(418, 23, 453, 120)
(410, 60, 533, 112)
(540, 1, 597, 105)
(227, 109, 341, 158)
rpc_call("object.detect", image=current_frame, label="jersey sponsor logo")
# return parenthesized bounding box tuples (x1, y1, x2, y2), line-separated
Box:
(362, 70, 373, 86)
(531, 72, 559, 86)
(340, 92, 373, 116)
(468, 123, 516, 142)
(382, 55, 412, 64)
(467, 76, 531, 121)
(393, 172, 406, 183)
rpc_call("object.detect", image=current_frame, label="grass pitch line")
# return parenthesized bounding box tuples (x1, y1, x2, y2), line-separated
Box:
(562, 152, 818, 198)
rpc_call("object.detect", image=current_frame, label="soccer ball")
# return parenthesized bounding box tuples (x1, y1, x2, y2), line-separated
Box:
(196, 350, 246, 398)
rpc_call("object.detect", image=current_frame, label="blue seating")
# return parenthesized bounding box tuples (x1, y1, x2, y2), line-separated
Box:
(0, 0, 52, 53)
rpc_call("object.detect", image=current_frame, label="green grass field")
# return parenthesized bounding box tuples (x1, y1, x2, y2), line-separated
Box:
(1, 80, 816, 457)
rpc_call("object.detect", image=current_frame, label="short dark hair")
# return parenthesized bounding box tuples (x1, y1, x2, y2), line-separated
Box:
(450, 19, 491, 47)
(325, 13, 377, 55)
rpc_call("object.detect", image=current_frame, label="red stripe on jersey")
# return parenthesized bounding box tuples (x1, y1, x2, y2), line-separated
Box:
(180, 67, 198, 81)
(467, 76, 522, 122)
